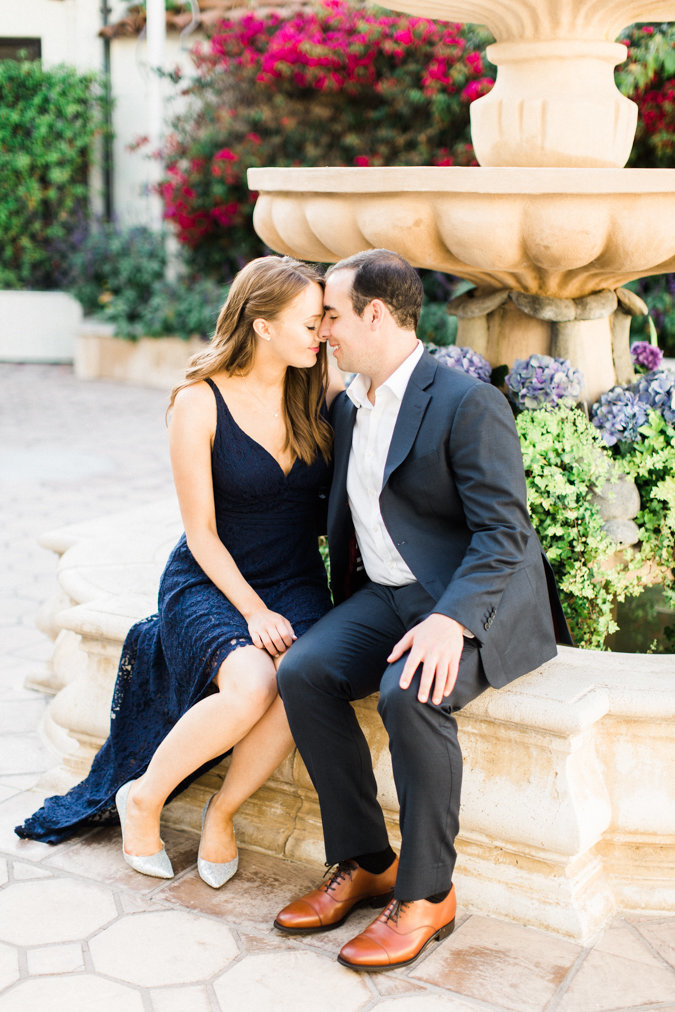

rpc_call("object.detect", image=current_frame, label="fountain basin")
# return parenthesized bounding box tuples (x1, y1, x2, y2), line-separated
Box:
(31, 500, 675, 942)
(249, 166, 675, 298)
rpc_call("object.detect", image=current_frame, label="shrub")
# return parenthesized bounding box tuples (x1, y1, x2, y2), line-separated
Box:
(626, 275, 675, 357)
(417, 301, 457, 346)
(617, 24, 675, 355)
(514, 354, 675, 650)
(65, 223, 167, 318)
(516, 407, 631, 650)
(0, 60, 109, 289)
(65, 222, 226, 340)
(617, 23, 675, 168)
(156, 1, 494, 277)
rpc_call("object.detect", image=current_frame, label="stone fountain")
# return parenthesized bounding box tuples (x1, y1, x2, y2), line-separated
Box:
(29, 0, 674, 946)
(249, 0, 675, 403)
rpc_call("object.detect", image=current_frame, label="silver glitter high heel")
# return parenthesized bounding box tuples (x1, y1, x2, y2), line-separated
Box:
(115, 780, 174, 879)
(198, 794, 239, 889)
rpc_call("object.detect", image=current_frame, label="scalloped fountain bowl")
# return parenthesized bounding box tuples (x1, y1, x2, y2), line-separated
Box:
(249, 166, 675, 298)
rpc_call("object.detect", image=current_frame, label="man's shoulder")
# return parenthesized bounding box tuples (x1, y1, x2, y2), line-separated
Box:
(421, 352, 491, 401)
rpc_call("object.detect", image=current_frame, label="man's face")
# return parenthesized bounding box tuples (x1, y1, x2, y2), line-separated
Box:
(319, 269, 373, 375)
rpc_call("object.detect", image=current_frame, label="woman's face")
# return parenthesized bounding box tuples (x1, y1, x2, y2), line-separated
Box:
(264, 282, 325, 369)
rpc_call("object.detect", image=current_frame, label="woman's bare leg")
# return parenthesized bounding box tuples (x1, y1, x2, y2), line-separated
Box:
(121, 646, 277, 857)
(198, 692, 294, 862)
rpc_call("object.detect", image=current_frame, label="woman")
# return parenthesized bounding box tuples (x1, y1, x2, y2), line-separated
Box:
(17, 256, 341, 887)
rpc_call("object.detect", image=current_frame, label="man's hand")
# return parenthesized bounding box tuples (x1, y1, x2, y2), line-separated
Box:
(388, 613, 465, 705)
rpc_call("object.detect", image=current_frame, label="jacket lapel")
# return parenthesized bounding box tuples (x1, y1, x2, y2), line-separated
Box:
(382, 352, 436, 487)
(327, 392, 356, 530)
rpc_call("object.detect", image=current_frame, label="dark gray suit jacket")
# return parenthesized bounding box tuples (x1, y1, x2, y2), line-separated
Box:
(327, 351, 572, 689)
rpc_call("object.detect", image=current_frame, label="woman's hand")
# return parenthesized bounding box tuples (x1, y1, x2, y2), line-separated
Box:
(247, 608, 296, 657)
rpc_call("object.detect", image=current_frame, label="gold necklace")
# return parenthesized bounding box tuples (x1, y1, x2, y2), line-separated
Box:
(247, 386, 283, 419)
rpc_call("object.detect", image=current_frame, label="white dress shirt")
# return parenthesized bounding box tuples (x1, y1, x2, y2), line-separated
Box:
(346, 342, 424, 587)
(345, 343, 475, 639)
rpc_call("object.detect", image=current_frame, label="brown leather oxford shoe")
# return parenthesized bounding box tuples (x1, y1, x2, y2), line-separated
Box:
(337, 886, 456, 971)
(274, 858, 398, 934)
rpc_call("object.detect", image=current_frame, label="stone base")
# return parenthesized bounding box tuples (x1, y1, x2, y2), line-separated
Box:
(75, 324, 204, 390)
(32, 500, 675, 944)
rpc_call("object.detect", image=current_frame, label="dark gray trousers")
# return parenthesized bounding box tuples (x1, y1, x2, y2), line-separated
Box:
(276, 580, 488, 900)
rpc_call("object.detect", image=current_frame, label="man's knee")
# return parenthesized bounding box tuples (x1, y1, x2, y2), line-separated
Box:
(276, 632, 327, 701)
(377, 664, 419, 724)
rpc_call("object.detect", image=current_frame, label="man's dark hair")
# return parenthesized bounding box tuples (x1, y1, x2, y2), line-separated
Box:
(326, 249, 424, 331)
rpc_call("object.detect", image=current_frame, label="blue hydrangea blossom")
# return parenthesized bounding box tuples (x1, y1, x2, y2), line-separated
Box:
(631, 368, 675, 426)
(505, 354, 584, 410)
(431, 345, 492, 383)
(591, 386, 649, 445)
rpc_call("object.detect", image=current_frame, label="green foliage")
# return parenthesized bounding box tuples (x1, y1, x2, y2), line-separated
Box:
(64, 222, 226, 340)
(128, 276, 228, 340)
(517, 404, 675, 651)
(417, 302, 457, 347)
(516, 407, 632, 649)
(612, 411, 675, 599)
(0, 60, 109, 289)
(65, 223, 167, 317)
(625, 275, 675, 357)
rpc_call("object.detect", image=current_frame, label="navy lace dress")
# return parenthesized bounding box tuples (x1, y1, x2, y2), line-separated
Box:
(17, 378, 332, 843)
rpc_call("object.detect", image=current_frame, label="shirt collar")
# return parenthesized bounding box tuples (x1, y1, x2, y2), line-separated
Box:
(346, 341, 423, 409)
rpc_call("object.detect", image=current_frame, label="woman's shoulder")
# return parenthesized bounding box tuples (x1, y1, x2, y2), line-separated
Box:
(171, 379, 219, 432)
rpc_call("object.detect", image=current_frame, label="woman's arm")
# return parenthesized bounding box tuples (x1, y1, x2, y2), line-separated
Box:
(169, 382, 295, 655)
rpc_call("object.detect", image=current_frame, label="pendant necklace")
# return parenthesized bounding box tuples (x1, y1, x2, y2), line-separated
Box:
(248, 387, 282, 419)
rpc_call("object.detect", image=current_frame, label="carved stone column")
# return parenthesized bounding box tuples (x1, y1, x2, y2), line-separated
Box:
(446, 286, 648, 405)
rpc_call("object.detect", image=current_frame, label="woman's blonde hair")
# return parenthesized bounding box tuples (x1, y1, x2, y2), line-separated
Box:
(169, 256, 331, 465)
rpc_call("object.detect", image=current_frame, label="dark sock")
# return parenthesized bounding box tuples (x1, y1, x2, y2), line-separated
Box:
(425, 889, 450, 903)
(352, 846, 396, 875)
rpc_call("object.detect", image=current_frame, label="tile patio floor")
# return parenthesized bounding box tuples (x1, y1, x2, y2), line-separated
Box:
(1, 362, 673, 1011)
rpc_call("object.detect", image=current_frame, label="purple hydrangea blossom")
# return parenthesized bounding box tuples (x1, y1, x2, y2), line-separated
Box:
(591, 386, 649, 446)
(431, 345, 492, 383)
(630, 341, 664, 373)
(505, 354, 584, 410)
(631, 368, 675, 426)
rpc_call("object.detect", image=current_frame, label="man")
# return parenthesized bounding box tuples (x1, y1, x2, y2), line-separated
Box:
(275, 249, 571, 972)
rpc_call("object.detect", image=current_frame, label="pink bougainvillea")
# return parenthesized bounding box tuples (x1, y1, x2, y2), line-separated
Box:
(157, 3, 674, 277)
(157, 0, 495, 272)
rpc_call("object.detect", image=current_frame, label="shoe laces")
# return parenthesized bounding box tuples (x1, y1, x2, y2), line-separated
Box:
(381, 898, 411, 925)
(321, 860, 356, 894)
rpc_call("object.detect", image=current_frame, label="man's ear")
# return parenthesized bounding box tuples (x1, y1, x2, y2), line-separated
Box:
(369, 299, 387, 327)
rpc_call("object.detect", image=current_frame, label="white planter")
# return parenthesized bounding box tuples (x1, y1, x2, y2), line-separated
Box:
(75, 324, 204, 390)
(0, 290, 83, 363)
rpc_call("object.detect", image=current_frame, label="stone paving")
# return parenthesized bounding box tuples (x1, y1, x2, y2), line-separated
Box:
(1, 362, 674, 1012)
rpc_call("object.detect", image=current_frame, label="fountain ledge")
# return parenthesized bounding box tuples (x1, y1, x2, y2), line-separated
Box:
(248, 166, 675, 298)
(30, 499, 675, 944)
